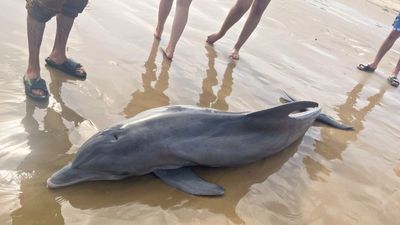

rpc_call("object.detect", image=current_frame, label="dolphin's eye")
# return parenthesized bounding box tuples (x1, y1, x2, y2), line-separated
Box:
(112, 134, 119, 140)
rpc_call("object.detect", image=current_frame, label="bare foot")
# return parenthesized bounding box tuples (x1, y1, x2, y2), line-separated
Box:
(230, 48, 240, 60)
(206, 32, 223, 45)
(161, 47, 173, 60)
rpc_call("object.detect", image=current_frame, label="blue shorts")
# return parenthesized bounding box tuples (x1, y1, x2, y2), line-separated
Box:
(393, 14, 400, 31)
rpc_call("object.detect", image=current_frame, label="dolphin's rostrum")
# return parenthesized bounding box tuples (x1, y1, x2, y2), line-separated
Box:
(47, 100, 351, 196)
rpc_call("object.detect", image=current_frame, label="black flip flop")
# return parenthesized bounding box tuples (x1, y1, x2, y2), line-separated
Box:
(45, 57, 87, 79)
(387, 76, 399, 87)
(23, 77, 49, 101)
(357, 64, 376, 72)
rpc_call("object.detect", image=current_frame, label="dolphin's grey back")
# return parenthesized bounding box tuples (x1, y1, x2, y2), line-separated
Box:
(167, 101, 321, 167)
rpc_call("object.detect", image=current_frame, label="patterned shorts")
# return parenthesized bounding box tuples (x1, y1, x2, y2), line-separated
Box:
(26, 0, 88, 22)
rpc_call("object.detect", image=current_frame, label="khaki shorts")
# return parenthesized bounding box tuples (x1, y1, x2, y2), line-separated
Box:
(26, 0, 88, 22)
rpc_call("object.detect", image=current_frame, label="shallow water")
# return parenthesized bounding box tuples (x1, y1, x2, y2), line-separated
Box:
(1, 0, 400, 224)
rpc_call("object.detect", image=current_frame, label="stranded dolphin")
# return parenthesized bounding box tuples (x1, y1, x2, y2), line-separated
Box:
(47, 101, 352, 196)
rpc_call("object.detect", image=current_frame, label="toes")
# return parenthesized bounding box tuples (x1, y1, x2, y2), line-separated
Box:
(230, 55, 239, 60)
(206, 35, 213, 43)
(230, 53, 239, 60)
(32, 89, 44, 97)
(76, 67, 86, 77)
(230, 49, 240, 60)
(206, 34, 219, 44)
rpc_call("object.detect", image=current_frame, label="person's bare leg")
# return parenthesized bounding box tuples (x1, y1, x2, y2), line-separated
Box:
(162, 0, 192, 60)
(369, 30, 400, 69)
(154, 0, 174, 39)
(48, 14, 85, 75)
(26, 14, 46, 96)
(231, 0, 271, 59)
(206, 0, 252, 45)
(391, 57, 400, 77)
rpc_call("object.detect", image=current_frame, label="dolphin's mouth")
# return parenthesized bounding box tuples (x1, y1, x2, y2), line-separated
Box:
(47, 163, 130, 189)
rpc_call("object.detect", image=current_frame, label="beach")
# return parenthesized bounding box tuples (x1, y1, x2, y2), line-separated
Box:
(0, 0, 400, 224)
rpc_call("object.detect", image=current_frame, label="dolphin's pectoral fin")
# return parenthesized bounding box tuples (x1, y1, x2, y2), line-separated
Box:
(153, 168, 225, 196)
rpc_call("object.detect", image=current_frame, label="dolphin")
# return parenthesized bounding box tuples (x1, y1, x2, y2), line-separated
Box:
(47, 101, 352, 196)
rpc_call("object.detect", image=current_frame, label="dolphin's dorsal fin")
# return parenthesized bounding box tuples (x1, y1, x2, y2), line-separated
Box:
(154, 168, 225, 196)
(280, 93, 354, 130)
(246, 101, 319, 119)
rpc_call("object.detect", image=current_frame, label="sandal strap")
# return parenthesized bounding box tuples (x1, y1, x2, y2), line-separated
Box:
(45, 57, 86, 78)
(357, 63, 375, 72)
(388, 76, 399, 87)
(25, 78, 48, 93)
(63, 58, 82, 71)
(23, 77, 49, 100)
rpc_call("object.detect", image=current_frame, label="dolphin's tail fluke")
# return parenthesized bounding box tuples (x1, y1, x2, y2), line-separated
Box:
(281, 92, 353, 131)
(316, 114, 353, 130)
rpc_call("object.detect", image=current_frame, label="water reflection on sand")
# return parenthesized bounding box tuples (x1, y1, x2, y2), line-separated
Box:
(13, 70, 86, 225)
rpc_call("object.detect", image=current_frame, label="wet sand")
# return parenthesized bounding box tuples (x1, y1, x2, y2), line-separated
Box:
(1, 0, 400, 224)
